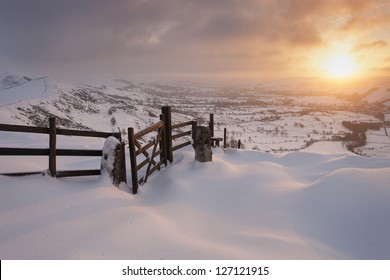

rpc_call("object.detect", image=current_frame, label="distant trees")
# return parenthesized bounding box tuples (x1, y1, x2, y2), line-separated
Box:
(340, 121, 381, 152)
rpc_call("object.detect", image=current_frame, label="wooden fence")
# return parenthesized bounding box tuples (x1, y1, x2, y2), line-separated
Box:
(0, 106, 230, 194)
(127, 106, 197, 194)
(0, 116, 125, 178)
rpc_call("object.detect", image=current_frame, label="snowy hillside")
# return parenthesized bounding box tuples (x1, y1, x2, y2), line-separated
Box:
(0, 77, 52, 106)
(0, 74, 32, 90)
(0, 144, 389, 259)
(1, 74, 389, 156)
(364, 87, 390, 104)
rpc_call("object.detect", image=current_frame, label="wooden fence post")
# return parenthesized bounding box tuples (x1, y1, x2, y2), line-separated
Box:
(162, 106, 173, 163)
(49, 116, 56, 176)
(191, 120, 197, 147)
(209, 113, 214, 138)
(119, 138, 127, 184)
(223, 128, 227, 148)
(128, 127, 139, 194)
(160, 114, 167, 166)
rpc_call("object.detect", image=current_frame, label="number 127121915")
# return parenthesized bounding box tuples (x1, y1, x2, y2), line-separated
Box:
(215, 266, 269, 276)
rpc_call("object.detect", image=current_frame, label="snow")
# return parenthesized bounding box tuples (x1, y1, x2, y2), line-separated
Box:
(101, 136, 121, 176)
(0, 77, 52, 106)
(1, 144, 390, 260)
(365, 87, 390, 104)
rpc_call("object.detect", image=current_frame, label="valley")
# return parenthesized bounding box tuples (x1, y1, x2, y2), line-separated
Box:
(1, 74, 390, 157)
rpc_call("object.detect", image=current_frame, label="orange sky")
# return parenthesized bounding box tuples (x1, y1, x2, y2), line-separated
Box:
(1, 0, 389, 81)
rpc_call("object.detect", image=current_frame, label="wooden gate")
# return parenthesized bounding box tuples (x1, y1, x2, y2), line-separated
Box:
(127, 106, 198, 194)
(127, 119, 166, 194)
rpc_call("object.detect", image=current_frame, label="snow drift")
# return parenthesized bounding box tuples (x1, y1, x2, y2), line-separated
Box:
(1, 144, 389, 260)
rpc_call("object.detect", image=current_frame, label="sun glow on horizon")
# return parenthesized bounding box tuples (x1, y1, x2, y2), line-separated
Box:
(324, 53, 357, 78)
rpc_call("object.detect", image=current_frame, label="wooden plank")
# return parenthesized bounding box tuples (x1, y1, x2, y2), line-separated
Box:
(56, 149, 102, 157)
(134, 139, 158, 167)
(119, 143, 127, 184)
(56, 169, 101, 177)
(152, 149, 163, 158)
(192, 120, 197, 142)
(0, 147, 49, 156)
(159, 114, 167, 166)
(0, 148, 102, 157)
(57, 128, 121, 139)
(172, 141, 191, 151)
(172, 120, 194, 130)
(145, 161, 164, 179)
(224, 128, 227, 148)
(0, 171, 46, 177)
(134, 121, 164, 139)
(0, 124, 121, 139)
(209, 113, 214, 138)
(144, 128, 162, 183)
(49, 117, 56, 177)
(128, 127, 139, 194)
(136, 158, 149, 171)
(172, 130, 191, 140)
(162, 106, 173, 163)
(136, 141, 155, 156)
(0, 123, 49, 134)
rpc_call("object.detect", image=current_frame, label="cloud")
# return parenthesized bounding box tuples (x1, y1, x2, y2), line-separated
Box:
(352, 40, 389, 52)
(1, 0, 390, 79)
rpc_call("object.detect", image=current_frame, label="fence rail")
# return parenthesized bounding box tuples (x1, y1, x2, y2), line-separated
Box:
(171, 120, 196, 152)
(0, 117, 122, 177)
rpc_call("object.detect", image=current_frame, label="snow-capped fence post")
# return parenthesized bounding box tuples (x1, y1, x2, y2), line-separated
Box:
(49, 116, 57, 177)
(101, 136, 126, 187)
(162, 106, 173, 163)
(193, 126, 213, 162)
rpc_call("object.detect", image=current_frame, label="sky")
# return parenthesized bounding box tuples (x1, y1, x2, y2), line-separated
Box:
(1, 0, 390, 81)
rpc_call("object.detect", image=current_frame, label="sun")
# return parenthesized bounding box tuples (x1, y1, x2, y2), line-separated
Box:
(324, 53, 357, 78)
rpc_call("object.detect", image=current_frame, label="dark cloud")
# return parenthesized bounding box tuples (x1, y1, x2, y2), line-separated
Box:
(1, 0, 389, 79)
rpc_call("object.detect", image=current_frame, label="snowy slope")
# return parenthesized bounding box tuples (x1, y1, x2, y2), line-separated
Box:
(0, 145, 389, 260)
(0, 76, 167, 133)
(0, 74, 31, 90)
(0, 77, 52, 106)
(364, 87, 390, 104)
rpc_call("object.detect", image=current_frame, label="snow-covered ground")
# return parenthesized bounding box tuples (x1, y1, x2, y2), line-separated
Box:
(1, 143, 389, 259)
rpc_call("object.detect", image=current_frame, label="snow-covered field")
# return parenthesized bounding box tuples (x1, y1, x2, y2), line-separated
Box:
(1, 143, 390, 259)
(1, 74, 390, 259)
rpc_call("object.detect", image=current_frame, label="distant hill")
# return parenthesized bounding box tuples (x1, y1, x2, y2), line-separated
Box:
(1, 74, 32, 90)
